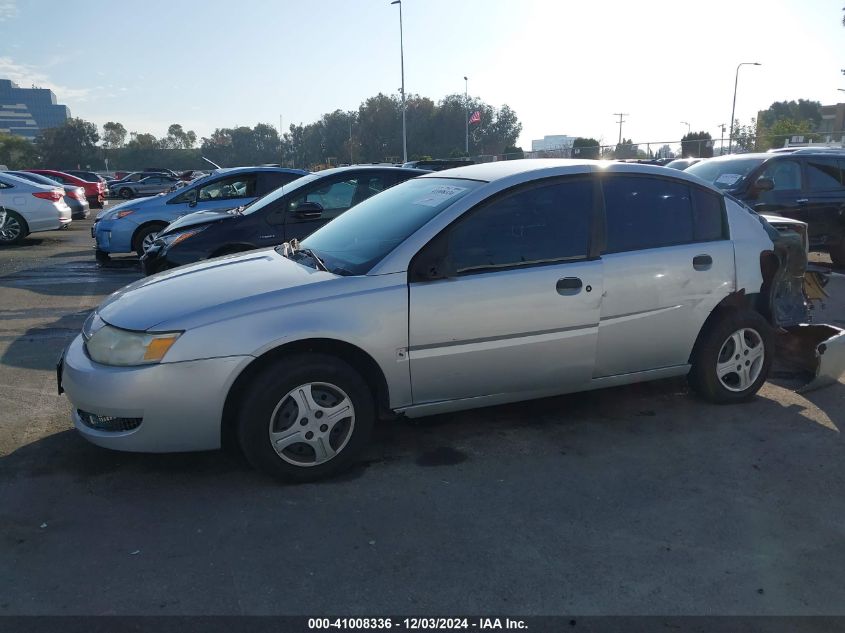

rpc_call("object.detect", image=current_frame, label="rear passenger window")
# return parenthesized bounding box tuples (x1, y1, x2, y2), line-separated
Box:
(602, 176, 693, 253)
(692, 188, 726, 241)
(806, 159, 844, 190)
(447, 178, 592, 274)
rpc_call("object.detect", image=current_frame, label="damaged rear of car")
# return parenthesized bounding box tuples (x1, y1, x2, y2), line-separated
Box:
(739, 203, 845, 391)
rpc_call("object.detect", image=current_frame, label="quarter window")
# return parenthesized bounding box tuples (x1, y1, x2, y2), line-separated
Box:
(446, 178, 593, 274)
(602, 176, 693, 253)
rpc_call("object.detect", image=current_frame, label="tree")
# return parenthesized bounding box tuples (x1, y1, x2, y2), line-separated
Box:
(127, 133, 159, 149)
(572, 137, 600, 159)
(730, 119, 758, 153)
(503, 145, 524, 159)
(760, 119, 818, 150)
(163, 124, 197, 149)
(681, 131, 713, 158)
(614, 138, 637, 159)
(102, 121, 127, 149)
(0, 133, 38, 169)
(35, 118, 100, 168)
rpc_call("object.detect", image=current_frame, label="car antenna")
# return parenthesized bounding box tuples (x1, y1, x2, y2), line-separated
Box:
(201, 156, 223, 169)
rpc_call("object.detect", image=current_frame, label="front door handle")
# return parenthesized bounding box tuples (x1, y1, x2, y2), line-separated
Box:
(556, 277, 583, 295)
(693, 254, 712, 271)
(796, 198, 809, 204)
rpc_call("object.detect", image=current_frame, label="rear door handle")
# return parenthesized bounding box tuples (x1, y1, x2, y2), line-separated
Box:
(693, 254, 712, 271)
(556, 277, 583, 295)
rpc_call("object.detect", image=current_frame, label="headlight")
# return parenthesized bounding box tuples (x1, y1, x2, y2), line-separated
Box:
(160, 225, 207, 249)
(85, 323, 182, 366)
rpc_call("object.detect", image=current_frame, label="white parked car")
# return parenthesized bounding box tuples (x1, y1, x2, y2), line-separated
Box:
(0, 172, 72, 244)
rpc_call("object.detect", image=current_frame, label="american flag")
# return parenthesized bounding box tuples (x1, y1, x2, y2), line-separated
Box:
(469, 110, 481, 124)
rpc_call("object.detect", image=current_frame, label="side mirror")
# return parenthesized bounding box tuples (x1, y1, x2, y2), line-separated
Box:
(755, 177, 774, 192)
(294, 201, 324, 219)
(187, 189, 199, 207)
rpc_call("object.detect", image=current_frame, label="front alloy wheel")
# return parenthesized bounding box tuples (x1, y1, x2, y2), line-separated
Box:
(269, 382, 355, 466)
(237, 353, 375, 482)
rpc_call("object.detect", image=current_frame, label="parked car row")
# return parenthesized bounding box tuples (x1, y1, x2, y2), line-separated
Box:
(56, 158, 844, 483)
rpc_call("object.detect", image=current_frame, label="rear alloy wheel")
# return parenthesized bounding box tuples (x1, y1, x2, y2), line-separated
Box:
(237, 353, 375, 482)
(119, 188, 133, 199)
(689, 310, 772, 404)
(0, 210, 27, 245)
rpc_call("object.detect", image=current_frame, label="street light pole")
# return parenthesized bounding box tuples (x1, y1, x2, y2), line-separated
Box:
(391, 0, 407, 163)
(464, 76, 468, 156)
(728, 62, 761, 154)
(681, 121, 691, 135)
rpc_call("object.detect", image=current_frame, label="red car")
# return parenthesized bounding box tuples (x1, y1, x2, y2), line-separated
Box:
(24, 169, 106, 208)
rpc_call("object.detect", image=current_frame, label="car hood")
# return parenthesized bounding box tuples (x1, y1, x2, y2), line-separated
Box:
(97, 195, 159, 220)
(160, 208, 238, 235)
(97, 248, 335, 331)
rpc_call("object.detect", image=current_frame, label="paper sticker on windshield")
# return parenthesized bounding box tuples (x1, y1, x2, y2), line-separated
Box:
(715, 173, 742, 186)
(413, 185, 467, 207)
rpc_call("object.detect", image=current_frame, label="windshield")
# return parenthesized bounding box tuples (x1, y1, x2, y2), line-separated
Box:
(241, 172, 324, 215)
(299, 177, 482, 275)
(687, 157, 766, 189)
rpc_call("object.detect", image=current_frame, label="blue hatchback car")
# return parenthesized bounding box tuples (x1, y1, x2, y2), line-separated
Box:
(93, 166, 308, 258)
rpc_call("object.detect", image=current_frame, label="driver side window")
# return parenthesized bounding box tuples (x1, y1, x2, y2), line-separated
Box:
(197, 175, 256, 201)
(760, 160, 802, 192)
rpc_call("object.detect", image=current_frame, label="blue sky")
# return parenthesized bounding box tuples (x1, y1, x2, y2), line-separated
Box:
(1, 0, 843, 149)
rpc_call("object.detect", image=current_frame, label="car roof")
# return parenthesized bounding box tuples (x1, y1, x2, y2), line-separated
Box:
(211, 166, 309, 176)
(417, 158, 719, 187)
(0, 171, 55, 189)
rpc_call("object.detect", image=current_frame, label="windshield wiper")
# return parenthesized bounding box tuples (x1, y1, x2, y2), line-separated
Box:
(278, 239, 329, 272)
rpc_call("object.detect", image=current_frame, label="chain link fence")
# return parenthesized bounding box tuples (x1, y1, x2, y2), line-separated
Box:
(470, 132, 845, 164)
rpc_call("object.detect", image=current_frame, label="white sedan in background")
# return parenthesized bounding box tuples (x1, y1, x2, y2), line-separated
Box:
(0, 171, 72, 244)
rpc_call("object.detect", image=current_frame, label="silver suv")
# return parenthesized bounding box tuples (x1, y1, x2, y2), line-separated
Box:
(58, 160, 817, 481)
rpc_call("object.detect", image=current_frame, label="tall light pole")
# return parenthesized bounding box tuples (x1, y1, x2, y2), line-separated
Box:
(728, 62, 761, 154)
(718, 123, 726, 155)
(681, 121, 691, 135)
(390, 0, 407, 163)
(464, 76, 469, 156)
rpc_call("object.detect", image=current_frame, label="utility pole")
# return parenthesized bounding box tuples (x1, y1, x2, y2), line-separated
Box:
(464, 76, 469, 156)
(348, 111, 354, 164)
(279, 114, 283, 165)
(613, 113, 628, 145)
(718, 123, 726, 155)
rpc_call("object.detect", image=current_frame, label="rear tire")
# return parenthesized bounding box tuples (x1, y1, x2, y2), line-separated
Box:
(0, 210, 28, 245)
(237, 353, 375, 482)
(688, 309, 772, 404)
(119, 188, 133, 200)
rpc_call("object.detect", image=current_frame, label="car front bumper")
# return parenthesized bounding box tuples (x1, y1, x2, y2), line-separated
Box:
(60, 334, 251, 452)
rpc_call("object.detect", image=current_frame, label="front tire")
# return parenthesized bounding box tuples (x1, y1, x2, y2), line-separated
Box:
(119, 188, 133, 200)
(132, 224, 165, 257)
(688, 310, 772, 404)
(0, 210, 28, 245)
(237, 353, 375, 482)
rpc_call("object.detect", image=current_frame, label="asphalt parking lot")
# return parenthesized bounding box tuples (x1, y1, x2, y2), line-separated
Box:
(2, 216, 845, 616)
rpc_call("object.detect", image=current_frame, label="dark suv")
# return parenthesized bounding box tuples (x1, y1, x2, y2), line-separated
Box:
(688, 151, 845, 265)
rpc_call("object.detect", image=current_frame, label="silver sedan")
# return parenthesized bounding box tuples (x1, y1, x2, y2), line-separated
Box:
(111, 175, 179, 199)
(58, 160, 842, 481)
